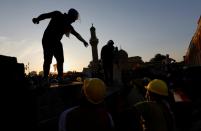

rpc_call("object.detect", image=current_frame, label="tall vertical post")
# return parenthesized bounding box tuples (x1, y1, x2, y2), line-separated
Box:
(90, 24, 99, 63)
(89, 24, 99, 76)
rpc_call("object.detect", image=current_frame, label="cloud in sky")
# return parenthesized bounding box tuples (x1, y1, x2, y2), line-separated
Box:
(0, 0, 200, 72)
(0, 37, 43, 71)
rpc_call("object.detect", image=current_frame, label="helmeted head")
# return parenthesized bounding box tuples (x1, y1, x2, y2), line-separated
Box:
(145, 79, 168, 96)
(107, 40, 114, 46)
(83, 78, 107, 104)
(68, 8, 79, 22)
(76, 77, 82, 82)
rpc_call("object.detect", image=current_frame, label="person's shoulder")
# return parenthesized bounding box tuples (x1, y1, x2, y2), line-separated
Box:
(101, 45, 107, 51)
(69, 24, 73, 28)
(135, 101, 156, 108)
(103, 44, 108, 48)
(61, 106, 80, 117)
(51, 10, 62, 15)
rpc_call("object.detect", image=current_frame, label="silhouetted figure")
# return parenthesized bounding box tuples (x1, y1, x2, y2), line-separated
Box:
(59, 78, 114, 131)
(32, 8, 88, 82)
(134, 79, 176, 131)
(162, 54, 176, 71)
(163, 54, 176, 65)
(101, 40, 115, 86)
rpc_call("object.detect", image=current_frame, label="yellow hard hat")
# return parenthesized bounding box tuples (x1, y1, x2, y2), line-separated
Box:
(83, 78, 107, 104)
(145, 79, 168, 96)
(76, 77, 82, 82)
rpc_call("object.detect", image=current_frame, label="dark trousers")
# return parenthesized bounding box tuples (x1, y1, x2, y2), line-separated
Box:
(42, 40, 64, 78)
(103, 63, 113, 85)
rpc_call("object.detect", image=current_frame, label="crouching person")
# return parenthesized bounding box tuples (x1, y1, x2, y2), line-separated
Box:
(59, 78, 115, 131)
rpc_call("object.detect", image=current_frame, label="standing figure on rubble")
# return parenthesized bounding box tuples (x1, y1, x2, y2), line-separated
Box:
(32, 8, 88, 83)
(162, 54, 176, 72)
(101, 40, 115, 86)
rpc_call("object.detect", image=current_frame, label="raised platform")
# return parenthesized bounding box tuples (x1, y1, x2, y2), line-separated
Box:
(50, 81, 83, 88)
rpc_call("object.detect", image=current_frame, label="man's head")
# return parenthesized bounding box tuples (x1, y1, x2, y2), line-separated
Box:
(107, 40, 114, 46)
(82, 78, 107, 104)
(68, 8, 79, 23)
(145, 79, 168, 100)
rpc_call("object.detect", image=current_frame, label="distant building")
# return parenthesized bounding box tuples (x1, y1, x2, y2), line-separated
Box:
(113, 49, 129, 85)
(128, 56, 144, 70)
(90, 24, 99, 64)
(0, 55, 25, 81)
(83, 24, 99, 77)
(185, 16, 201, 65)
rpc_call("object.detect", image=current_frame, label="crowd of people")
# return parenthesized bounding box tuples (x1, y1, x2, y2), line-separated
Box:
(26, 65, 199, 131)
(54, 75, 195, 131)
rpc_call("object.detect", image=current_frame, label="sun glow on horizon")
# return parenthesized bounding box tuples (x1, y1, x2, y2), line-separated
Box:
(49, 58, 69, 73)
(49, 58, 82, 73)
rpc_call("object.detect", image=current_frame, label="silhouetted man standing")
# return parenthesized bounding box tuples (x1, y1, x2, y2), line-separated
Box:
(101, 40, 115, 85)
(32, 8, 88, 83)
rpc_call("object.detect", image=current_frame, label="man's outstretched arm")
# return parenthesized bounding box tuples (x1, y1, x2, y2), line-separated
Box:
(32, 11, 59, 24)
(71, 28, 89, 47)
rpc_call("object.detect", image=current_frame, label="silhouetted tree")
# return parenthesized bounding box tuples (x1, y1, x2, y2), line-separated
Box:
(149, 53, 166, 63)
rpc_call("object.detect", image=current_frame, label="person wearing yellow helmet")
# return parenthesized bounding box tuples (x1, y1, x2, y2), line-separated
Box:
(59, 78, 114, 131)
(134, 79, 176, 131)
(145, 79, 168, 97)
(82, 78, 107, 104)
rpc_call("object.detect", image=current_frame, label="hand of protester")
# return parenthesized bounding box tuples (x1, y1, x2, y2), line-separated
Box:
(32, 18, 39, 24)
(84, 42, 89, 47)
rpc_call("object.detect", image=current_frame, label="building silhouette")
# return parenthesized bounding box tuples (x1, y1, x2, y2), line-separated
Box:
(89, 24, 99, 76)
(185, 16, 201, 65)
